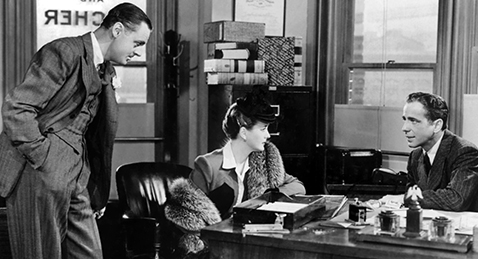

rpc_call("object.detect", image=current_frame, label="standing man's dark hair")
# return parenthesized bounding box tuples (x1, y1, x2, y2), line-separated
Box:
(101, 2, 153, 31)
(0, 3, 152, 258)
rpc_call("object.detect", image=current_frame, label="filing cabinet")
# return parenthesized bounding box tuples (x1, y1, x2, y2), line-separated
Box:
(208, 85, 322, 194)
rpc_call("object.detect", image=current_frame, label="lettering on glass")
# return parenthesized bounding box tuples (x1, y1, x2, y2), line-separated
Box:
(44, 10, 105, 26)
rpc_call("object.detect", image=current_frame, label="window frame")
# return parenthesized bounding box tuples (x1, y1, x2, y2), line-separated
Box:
(337, 0, 439, 106)
(326, 0, 442, 154)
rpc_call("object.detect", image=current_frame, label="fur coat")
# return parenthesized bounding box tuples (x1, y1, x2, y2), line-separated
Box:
(190, 141, 305, 219)
(246, 141, 288, 199)
(164, 178, 221, 256)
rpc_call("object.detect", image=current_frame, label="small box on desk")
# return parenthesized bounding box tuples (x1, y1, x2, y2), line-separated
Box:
(204, 21, 265, 43)
(233, 193, 326, 230)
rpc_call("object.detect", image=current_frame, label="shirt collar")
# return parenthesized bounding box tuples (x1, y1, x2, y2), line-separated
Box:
(222, 141, 250, 172)
(423, 132, 444, 164)
(222, 141, 236, 169)
(91, 32, 104, 68)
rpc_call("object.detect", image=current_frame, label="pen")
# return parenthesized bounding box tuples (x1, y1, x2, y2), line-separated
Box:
(331, 197, 348, 218)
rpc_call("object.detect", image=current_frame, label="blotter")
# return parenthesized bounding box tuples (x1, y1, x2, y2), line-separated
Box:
(356, 226, 472, 253)
(233, 193, 326, 230)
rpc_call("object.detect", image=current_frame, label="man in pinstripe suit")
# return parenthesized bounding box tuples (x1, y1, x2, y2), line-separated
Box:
(402, 92, 478, 212)
(0, 3, 152, 258)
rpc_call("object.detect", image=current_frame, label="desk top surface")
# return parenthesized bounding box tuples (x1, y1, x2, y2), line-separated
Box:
(202, 203, 478, 259)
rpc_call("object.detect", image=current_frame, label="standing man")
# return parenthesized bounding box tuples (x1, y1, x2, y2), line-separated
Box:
(0, 3, 152, 258)
(402, 92, 478, 211)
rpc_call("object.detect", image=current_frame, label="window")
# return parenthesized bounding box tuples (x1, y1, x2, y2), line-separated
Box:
(36, 0, 148, 103)
(114, 64, 147, 103)
(330, 0, 440, 155)
(343, 0, 439, 107)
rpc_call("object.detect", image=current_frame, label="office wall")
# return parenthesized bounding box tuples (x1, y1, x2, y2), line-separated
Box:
(177, 0, 311, 167)
(463, 94, 478, 147)
(334, 105, 411, 172)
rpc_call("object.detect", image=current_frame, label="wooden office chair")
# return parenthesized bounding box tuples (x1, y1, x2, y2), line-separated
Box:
(116, 162, 193, 259)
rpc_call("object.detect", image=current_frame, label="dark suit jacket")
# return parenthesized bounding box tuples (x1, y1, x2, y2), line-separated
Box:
(0, 33, 118, 210)
(406, 130, 478, 211)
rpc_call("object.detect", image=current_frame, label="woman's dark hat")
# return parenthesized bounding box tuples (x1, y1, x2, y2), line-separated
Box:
(235, 87, 276, 123)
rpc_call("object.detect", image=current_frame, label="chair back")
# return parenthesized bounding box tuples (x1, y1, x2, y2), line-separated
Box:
(116, 162, 193, 219)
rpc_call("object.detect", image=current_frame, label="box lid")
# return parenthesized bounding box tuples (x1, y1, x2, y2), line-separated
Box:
(233, 193, 326, 230)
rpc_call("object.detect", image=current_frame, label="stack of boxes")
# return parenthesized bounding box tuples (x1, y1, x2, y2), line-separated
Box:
(203, 20, 303, 86)
(294, 37, 303, 86)
(257, 36, 295, 86)
(203, 21, 267, 85)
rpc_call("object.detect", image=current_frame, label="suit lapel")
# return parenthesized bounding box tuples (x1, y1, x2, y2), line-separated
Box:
(80, 33, 102, 95)
(427, 130, 452, 189)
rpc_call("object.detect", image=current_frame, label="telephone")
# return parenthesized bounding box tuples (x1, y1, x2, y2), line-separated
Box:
(371, 168, 407, 185)
(375, 167, 398, 175)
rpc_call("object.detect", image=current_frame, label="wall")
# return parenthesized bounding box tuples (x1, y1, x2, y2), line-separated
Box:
(334, 105, 412, 172)
(463, 94, 478, 147)
(177, 0, 311, 167)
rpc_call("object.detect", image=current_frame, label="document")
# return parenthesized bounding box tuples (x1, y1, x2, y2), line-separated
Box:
(257, 202, 308, 213)
(379, 194, 404, 209)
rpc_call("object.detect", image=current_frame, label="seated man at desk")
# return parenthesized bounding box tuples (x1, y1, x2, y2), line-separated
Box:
(401, 92, 478, 211)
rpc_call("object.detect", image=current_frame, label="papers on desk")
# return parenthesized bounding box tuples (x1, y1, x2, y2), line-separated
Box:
(391, 208, 447, 220)
(318, 199, 373, 230)
(312, 195, 348, 220)
(378, 194, 404, 209)
(257, 202, 308, 213)
(441, 211, 478, 235)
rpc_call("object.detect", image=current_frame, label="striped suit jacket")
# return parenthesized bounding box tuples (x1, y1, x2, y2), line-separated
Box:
(406, 130, 478, 211)
(0, 32, 118, 211)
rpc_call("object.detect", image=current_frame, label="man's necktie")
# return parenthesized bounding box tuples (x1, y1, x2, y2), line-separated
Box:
(97, 62, 106, 79)
(424, 152, 432, 175)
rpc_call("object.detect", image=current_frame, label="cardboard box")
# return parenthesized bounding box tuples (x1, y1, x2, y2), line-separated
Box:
(206, 72, 268, 85)
(204, 21, 265, 43)
(258, 37, 295, 86)
(207, 42, 259, 60)
(204, 59, 265, 73)
(294, 37, 303, 86)
(233, 193, 326, 230)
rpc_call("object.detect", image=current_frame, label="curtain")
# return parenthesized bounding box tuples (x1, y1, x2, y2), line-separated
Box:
(436, 0, 478, 135)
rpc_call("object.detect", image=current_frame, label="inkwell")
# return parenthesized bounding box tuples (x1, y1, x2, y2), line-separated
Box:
(403, 185, 423, 237)
(430, 216, 453, 241)
(376, 210, 399, 235)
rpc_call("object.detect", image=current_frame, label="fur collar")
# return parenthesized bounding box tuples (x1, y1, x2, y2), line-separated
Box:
(164, 178, 221, 232)
(164, 178, 222, 255)
(246, 141, 286, 199)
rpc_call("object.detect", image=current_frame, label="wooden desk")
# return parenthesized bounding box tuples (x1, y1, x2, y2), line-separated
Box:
(202, 215, 478, 259)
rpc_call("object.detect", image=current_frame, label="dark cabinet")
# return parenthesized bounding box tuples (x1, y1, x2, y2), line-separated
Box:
(208, 85, 324, 194)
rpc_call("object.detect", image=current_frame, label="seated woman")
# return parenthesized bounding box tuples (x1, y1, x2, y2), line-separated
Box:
(190, 87, 306, 219)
